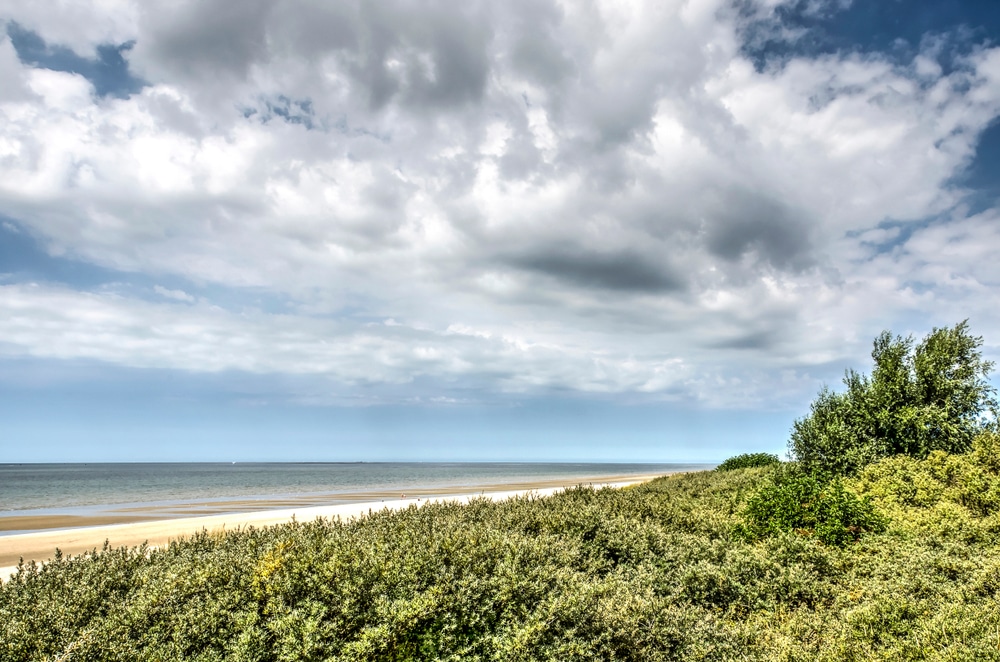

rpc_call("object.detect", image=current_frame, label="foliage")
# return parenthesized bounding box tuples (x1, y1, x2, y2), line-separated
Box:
(716, 452, 781, 472)
(5, 459, 1000, 660)
(790, 321, 997, 475)
(737, 465, 886, 546)
(852, 432, 1000, 539)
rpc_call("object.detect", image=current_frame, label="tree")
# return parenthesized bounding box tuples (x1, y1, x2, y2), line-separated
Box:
(789, 321, 997, 475)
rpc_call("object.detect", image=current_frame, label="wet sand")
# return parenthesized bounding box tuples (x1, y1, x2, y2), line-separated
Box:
(0, 474, 666, 581)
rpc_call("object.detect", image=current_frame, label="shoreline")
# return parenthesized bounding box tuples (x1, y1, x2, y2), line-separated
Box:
(0, 474, 668, 582)
(0, 473, 671, 534)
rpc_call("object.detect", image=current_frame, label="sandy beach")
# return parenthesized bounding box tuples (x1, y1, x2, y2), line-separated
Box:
(0, 474, 664, 582)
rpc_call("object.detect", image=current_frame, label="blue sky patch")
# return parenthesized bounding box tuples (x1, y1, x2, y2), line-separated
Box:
(6, 21, 146, 98)
(960, 119, 1000, 210)
(0, 218, 118, 288)
(0, 219, 298, 314)
(744, 0, 1000, 73)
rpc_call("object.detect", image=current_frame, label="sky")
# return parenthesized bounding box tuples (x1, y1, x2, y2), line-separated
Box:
(1, 0, 1000, 463)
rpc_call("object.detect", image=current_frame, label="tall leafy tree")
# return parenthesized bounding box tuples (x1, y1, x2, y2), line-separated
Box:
(790, 321, 997, 475)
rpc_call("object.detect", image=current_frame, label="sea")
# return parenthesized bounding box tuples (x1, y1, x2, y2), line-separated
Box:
(0, 463, 709, 527)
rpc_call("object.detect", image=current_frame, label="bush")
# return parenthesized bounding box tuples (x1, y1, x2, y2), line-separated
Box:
(716, 453, 781, 471)
(738, 465, 887, 546)
(851, 434, 1000, 539)
(8, 467, 1000, 658)
(790, 321, 997, 475)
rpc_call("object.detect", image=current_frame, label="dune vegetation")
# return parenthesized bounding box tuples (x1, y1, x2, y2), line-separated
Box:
(3, 322, 1000, 661)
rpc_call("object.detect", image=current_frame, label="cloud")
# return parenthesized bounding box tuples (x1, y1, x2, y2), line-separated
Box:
(0, 282, 706, 401)
(0, 31, 35, 102)
(153, 285, 194, 302)
(0, 0, 999, 410)
(0, 0, 138, 55)
(508, 247, 685, 293)
(123, 0, 496, 113)
(702, 189, 813, 271)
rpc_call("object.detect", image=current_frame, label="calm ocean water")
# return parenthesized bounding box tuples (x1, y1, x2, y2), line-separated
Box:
(0, 463, 708, 515)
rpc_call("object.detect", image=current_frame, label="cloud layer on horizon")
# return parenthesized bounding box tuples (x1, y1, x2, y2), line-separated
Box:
(1, 0, 1000, 411)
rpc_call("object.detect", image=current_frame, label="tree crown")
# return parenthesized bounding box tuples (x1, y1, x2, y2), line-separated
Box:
(789, 321, 996, 475)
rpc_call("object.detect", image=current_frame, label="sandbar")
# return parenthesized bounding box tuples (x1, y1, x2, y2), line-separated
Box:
(0, 475, 665, 582)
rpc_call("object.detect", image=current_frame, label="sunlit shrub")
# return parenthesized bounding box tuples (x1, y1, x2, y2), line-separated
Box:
(6, 465, 1000, 660)
(851, 442, 1000, 544)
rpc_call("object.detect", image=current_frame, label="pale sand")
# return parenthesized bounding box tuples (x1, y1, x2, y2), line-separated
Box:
(0, 475, 664, 582)
(0, 474, 667, 534)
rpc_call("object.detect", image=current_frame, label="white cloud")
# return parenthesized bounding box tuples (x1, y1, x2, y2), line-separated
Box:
(0, 282, 711, 401)
(0, 33, 35, 103)
(153, 285, 194, 302)
(0, 0, 999, 409)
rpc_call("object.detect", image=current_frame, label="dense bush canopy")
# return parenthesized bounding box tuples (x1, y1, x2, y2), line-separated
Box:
(5, 458, 1000, 661)
(737, 465, 886, 546)
(790, 321, 997, 475)
(716, 453, 780, 472)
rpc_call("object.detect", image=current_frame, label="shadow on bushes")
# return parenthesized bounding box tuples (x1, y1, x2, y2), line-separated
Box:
(736, 465, 887, 546)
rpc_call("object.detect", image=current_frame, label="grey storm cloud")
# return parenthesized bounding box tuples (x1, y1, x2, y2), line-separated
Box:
(509, 247, 686, 293)
(706, 328, 781, 351)
(704, 190, 814, 271)
(129, 0, 494, 111)
(132, 0, 273, 83)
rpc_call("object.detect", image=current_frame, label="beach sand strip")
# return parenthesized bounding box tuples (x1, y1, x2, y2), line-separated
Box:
(0, 473, 666, 534)
(0, 476, 662, 582)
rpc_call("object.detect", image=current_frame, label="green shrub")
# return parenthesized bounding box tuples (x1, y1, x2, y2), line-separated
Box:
(10, 465, 1000, 660)
(716, 453, 781, 472)
(738, 465, 887, 546)
(851, 438, 1000, 542)
(973, 430, 1000, 474)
